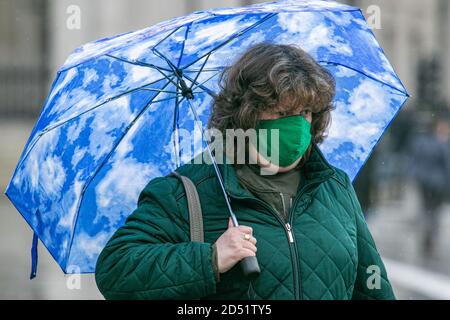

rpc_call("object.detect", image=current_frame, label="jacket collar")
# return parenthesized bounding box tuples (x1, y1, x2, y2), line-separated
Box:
(219, 142, 337, 199)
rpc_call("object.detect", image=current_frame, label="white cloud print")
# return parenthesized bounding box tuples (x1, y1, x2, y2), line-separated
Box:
(322, 76, 400, 167)
(275, 12, 353, 57)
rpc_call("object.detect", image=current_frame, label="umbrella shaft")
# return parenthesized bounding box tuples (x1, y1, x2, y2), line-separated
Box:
(186, 99, 239, 227)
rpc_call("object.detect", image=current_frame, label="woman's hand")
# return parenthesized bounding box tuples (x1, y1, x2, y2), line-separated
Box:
(214, 218, 257, 274)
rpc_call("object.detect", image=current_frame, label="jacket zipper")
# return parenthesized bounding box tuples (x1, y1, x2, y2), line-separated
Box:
(286, 179, 330, 299)
(280, 193, 302, 300)
(279, 193, 300, 299)
(284, 180, 325, 299)
(229, 179, 327, 299)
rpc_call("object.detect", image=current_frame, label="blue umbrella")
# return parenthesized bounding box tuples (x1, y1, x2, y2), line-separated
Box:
(5, 0, 409, 277)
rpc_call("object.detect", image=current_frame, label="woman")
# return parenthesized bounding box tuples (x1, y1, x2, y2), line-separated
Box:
(95, 43, 395, 300)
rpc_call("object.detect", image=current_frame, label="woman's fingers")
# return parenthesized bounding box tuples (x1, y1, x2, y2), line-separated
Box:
(230, 225, 257, 247)
(240, 234, 257, 246)
(227, 217, 235, 229)
(242, 239, 257, 253)
(228, 220, 253, 238)
(247, 235, 257, 245)
(237, 225, 253, 235)
(215, 222, 258, 273)
(238, 248, 257, 259)
(229, 227, 256, 244)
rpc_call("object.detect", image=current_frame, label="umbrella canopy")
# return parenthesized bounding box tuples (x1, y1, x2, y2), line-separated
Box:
(5, 0, 409, 274)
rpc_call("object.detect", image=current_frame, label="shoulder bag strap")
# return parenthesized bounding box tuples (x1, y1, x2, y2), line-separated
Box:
(170, 171, 204, 242)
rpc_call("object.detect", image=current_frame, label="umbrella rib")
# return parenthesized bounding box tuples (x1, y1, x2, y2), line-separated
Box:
(147, 54, 180, 89)
(181, 12, 277, 70)
(172, 93, 187, 167)
(191, 72, 220, 91)
(172, 74, 183, 167)
(65, 79, 175, 267)
(153, 25, 185, 51)
(318, 60, 409, 96)
(58, 26, 183, 73)
(173, 90, 180, 168)
(152, 46, 218, 101)
(152, 48, 180, 74)
(183, 72, 219, 98)
(183, 67, 225, 73)
(151, 48, 191, 99)
(142, 94, 181, 104)
(14, 77, 172, 175)
(105, 54, 172, 72)
(140, 88, 180, 94)
(36, 76, 169, 137)
(188, 52, 211, 92)
(177, 22, 192, 68)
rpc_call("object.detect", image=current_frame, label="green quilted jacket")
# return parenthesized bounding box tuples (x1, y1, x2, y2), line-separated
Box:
(95, 143, 395, 300)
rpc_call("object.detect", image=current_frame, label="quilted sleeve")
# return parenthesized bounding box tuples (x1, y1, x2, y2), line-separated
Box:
(342, 172, 396, 300)
(95, 176, 217, 300)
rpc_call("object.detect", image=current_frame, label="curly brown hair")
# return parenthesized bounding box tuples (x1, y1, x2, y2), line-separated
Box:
(207, 42, 336, 166)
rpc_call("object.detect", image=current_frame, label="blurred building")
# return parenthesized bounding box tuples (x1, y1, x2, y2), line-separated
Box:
(356, 0, 450, 112)
(1, 0, 450, 120)
(0, 0, 49, 117)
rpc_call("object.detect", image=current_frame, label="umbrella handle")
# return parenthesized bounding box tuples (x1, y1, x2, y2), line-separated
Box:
(240, 255, 260, 278)
(229, 214, 260, 278)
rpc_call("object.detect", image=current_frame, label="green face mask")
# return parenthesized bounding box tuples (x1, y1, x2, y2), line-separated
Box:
(252, 115, 312, 167)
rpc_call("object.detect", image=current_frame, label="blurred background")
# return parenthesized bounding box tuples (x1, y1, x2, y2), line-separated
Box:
(1, 0, 449, 299)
